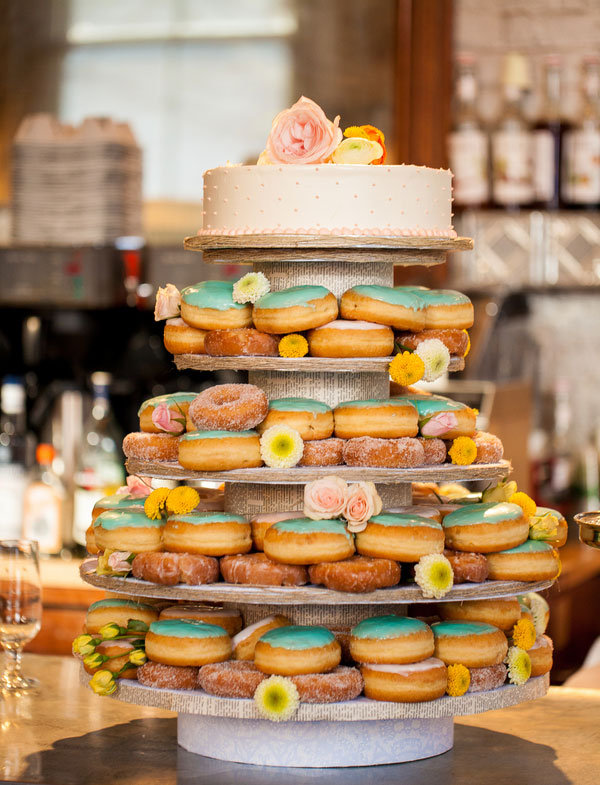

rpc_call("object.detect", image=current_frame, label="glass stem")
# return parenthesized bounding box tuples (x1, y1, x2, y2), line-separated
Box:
(2, 644, 23, 680)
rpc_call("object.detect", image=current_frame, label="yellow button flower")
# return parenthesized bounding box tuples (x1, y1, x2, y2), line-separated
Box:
(278, 334, 309, 358)
(511, 618, 536, 651)
(509, 492, 537, 519)
(166, 486, 200, 515)
(389, 351, 425, 386)
(446, 664, 470, 696)
(448, 436, 477, 466)
(144, 487, 170, 520)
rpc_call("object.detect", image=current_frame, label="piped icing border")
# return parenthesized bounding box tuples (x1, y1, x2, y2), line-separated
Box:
(197, 227, 458, 238)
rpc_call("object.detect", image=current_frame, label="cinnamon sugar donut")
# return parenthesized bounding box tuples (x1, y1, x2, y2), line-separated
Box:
(343, 436, 425, 468)
(418, 437, 447, 465)
(396, 328, 469, 357)
(443, 549, 489, 583)
(299, 438, 344, 466)
(472, 431, 504, 463)
(189, 384, 268, 431)
(308, 556, 401, 593)
(138, 661, 199, 690)
(198, 661, 267, 697)
(468, 663, 507, 692)
(163, 318, 207, 355)
(290, 666, 364, 703)
(123, 432, 179, 462)
(220, 552, 308, 586)
(131, 552, 219, 586)
(204, 328, 279, 357)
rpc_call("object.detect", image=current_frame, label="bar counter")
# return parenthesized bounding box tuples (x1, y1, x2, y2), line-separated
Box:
(1, 654, 598, 784)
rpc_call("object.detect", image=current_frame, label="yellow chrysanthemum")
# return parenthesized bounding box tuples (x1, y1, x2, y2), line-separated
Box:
(511, 618, 536, 650)
(260, 425, 304, 468)
(389, 351, 425, 385)
(446, 664, 470, 696)
(278, 334, 309, 358)
(505, 646, 531, 685)
(144, 487, 170, 520)
(414, 553, 454, 599)
(89, 669, 117, 696)
(509, 492, 537, 519)
(254, 675, 300, 721)
(463, 330, 471, 357)
(448, 436, 477, 466)
(166, 486, 200, 515)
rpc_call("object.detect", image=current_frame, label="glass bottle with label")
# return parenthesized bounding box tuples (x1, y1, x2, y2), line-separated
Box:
(562, 56, 600, 208)
(0, 377, 28, 539)
(22, 444, 65, 555)
(492, 53, 534, 209)
(534, 55, 568, 209)
(448, 53, 489, 208)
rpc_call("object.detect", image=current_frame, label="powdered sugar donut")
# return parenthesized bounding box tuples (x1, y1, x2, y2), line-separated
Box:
(418, 437, 447, 465)
(138, 661, 199, 690)
(189, 384, 268, 431)
(122, 432, 180, 462)
(198, 661, 267, 697)
(468, 663, 507, 692)
(299, 438, 344, 466)
(290, 666, 364, 702)
(343, 436, 425, 468)
(307, 320, 394, 358)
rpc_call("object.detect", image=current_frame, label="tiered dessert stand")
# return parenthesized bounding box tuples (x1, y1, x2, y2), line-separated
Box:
(81, 233, 553, 768)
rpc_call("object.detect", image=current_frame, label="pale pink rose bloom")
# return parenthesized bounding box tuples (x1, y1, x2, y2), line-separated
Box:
(107, 551, 132, 573)
(154, 283, 181, 320)
(266, 96, 343, 165)
(151, 402, 184, 434)
(304, 475, 348, 520)
(118, 475, 152, 498)
(420, 411, 458, 438)
(344, 482, 382, 531)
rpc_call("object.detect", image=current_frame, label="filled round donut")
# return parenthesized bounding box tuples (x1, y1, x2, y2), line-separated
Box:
(290, 666, 364, 703)
(308, 555, 401, 593)
(256, 398, 334, 441)
(231, 615, 291, 661)
(163, 511, 251, 556)
(438, 598, 522, 631)
(468, 663, 507, 692)
(528, 635, 553, 677)
(334, 399, 418, 439)
(443, 549, 489, 583)
(220, 552, 308, 586)
(361, 658, 447, 702)
(189, 383, 268, 431)
(131, 552, 220, 586)
(340, 285, 426, 330)
(418, 288, 474, 329)
(472, 431, 504, 463)
(204, 327, 279, 357)
(83, 639, 138, 679)
(180, 281, 252, 330)
(123, 432, 180, 462)
(199, 660, 267, 697)
(254, 625, 341, 676)
(442, 502, 529, 553)
(163, 317, 207, 355)
(250, 511, 301, 551)
(146, 619, 231, 666)
(432, 621, 508, 667)
(138, 393, 197, 434)
(263, 518, 355, 565)
(138, 660, 199, 690)
(93, 510, 164, 553)
(298, 438, 345, 466)
(532, 506, 568, 548)
(85, 598, 158, 634)
(159, 605, 243, 636)
(399, 394, 477, 439)
(350, 615, 434, 665)
(355, 513, 444, 562)
(178, 430, 262, 471)
(396, 328, 469, 357)
(343, 436, 425, 468)
(307, 320, 394, 358)
(252, 285, 338, 334)
(418, 437, 447, 465)
(92, 493, 146, 522)
(486, 540, 560, 581)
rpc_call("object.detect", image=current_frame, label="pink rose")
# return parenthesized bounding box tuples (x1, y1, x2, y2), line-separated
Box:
(304, 476, 348, 520)
(116, 475, 152, 498)
(344, 482, 382, 533)
(154, 283, 181, 320)
(266, 96, 343, 165)
(420, 411, 458, 438)
(107, 551, 132, 573)
(151, 402, 184, 434)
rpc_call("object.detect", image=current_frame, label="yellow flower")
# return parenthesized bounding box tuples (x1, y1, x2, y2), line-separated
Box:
(89, 669, 117, 696)
(83, 652, 106, 671)
(128, 649, 147, 666)
(509, 492, 537, 519)
(166, 486, 200, 515)
(505, 646, 531, 685)
(446, 664, 470, 696)
(511, 618, 536, 650)
(414, 553, 454, 599)
(343, 125, 369, 139)
(529, 511, 559, 541)
(72, 634, 95, 657)
(389, 351, 424, 385)
(260, 425, 304, 468)
(463, 330, 471, 357)
(99, 622, 121, 640)
(482, 479, 518, 503)
(519, 592, 549, 636)
(278, 334, 308, 358)
(448, 436, 477, 466)
(254, 675, 300, 721)
(233, 272, 270, 304)
(144, 487, 170, 520)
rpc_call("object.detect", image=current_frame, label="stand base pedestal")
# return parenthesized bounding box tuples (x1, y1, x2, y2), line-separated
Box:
(177, 713, 454, 767)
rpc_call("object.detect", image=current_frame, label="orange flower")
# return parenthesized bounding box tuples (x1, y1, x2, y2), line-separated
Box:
(344, 125, 386, 164)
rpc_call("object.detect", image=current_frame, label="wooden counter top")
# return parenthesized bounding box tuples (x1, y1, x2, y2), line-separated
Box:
(1, 654, 598, 784)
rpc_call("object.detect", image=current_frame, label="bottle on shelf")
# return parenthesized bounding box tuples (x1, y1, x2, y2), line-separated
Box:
(491, 52, 534, 209)
(72, 372, 124, 548)
(562, 55, 600, 208)
(534, 55, 569, 210)
(22, 444, 66, 555)
(448, 53, 490, 209)
(0, 377, 29, 539)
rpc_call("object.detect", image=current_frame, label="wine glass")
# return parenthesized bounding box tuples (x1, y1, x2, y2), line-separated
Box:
(0, 540, 42, 692)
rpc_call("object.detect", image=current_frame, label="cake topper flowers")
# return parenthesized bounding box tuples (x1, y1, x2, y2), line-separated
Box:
(303, 476, 382, 532)
(261, 96, 342, 165)
(344, 125, 387, 164)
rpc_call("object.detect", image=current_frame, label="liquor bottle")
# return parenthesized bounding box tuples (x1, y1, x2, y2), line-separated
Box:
(22, 444, 65, 555)
(491, 53, 534, 208)
(0, 377, 28, 539)
(448, 53, 490, 208)
(562, 56, 600, 208)
(72, 372, 124, 547)
(534, 55, 568, 209)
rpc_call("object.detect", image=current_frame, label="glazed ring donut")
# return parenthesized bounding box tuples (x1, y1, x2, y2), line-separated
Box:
(443, 549, 489, 583)
(290, 666, 364, 703)
(486, 541, 560, 581)
(308, 555, 401, 593)
(252, 285, 338, 334)
(231, 615, 291, 660)
(93, 511, 164, 553)
(220, 553, 308, 586)
(163, 318, 207, 355)
(123, 432, 180, 462)
(263, 518, 355, 565)
(85, 598, 158, 634)
(468, 663, 507, 692)
(92, 493, 145, 522)
(138, 393, 197, 434)
(396, 328, 469, 357)
(83, 640, 138, 679)
(419, 288, 474, 329)
(180, 281, 252, 330)
(473, 431, 504, 463)
(355, 513, 444, 562)
(531, 506, 568, 548)
(340, 285, 426, 330)
(388, 505, 442, 523)
(400, 394, 476, 439)
(145, 619, 232, 666)
(343, 436, 425, 468)
(299, 438, 344, 466)
(131, 552, 220, 586)
(189, 384, 268, 431)
(254, 625, 341, 675)
(528, 635, 553, 677)
(250, 512, 301, 551)
(256, 398, 334, 441)
(199, 661, 267, 697)
(442, 502, 529, 553)
(334, 399, 418, 439)
(418, 437, 447, 465)
(204, 328, 279, 357)
(350, 615, 434, 665)
(138, 661, 199, 690)
(159, 606, 243, 636)
(432, 621, 508, 667)
(360, 658, 447, 702)
(163, 512, 251, 556)
(307, 320, 394, 358)
(178, 430, 262, 471)
(438, 598, 522, 631)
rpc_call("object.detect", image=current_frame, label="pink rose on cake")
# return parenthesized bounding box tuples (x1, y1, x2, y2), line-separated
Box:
(304, 475, 348, 520)
(265, 96, 342, 165)
(151, 402, 185, 434)
(344, 482, 382, 533)
(116, 475, 152, 498)
(420, 411, 458, 438)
